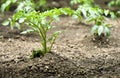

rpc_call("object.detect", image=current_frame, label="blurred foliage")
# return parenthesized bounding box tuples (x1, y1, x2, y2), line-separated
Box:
(71, 0, 115, 38)
(0, 0, 47, 13)
(108, 0, 120, 7)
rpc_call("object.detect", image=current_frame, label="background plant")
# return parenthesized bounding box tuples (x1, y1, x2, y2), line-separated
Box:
(108, 0, 120, 7)
(0, 0, 47, 13)
(70, 0, 94, 6)
(71, 0, 115, 40)
(108, 0, 120, 17)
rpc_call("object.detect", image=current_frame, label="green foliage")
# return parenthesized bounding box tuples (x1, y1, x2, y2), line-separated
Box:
(2, 19, 10, 26)
(6, 8, 74, 58)
(0, 0, 17, 13)
(71, 0, 114, 39)
(35, 0, 47, 11)
(0, 0, 47, 13)
(15, 0, 35, 12)
(91, 23, 111, 37)
(108, 0, 120, 17)
(108, 0, 120, 7)
(70, 0, 94, 6)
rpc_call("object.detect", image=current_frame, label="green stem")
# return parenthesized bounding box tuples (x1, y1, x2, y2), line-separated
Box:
(29, 21, 47, 52)
(40, 23, 47, 53)
(38, 27, 47, 53)
(44, 31, 47, 53)
(29, 21, 45, 40)
(48, 36, 56, 52)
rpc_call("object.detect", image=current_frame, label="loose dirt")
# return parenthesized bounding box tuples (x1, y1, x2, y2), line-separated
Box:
(0, 0, 120, 78)
(0, 15, 120, 78)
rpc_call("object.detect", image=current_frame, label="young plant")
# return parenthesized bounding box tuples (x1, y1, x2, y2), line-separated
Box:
(108, 0, 120, 17)
(91, 21, 111, 40)
(5, 8, 73, 58)
(71, 0, 115, 40)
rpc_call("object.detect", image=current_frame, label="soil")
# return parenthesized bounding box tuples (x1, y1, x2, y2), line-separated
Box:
(0, 0, 120, 78)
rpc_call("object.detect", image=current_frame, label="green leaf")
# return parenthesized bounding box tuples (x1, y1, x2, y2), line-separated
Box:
(110, 12, 116, 19)
(19, 17, 26, 23)
(15, 22, 21, 29)
(72, 15, 78, 19)
(53, 15, 60, 21)
(91, 25, 98, 34)
(81, 9, 87, 17)
(104, 10, 109, 16)
(16, 2, 24, 12)
(1, 0, 11, 12)
(2, 20, 9, 26)
(47, 25, 55, 30)
(98, 26, 103, 36)
(11, 0, 17, 3)
(108, 1, 115, 7)
(53, 31, 62, 37)
(41, 19, 46, 25)
(116, 0, 120, 6)
(104, 27, 110, 37)
(20, 29, 34, 34)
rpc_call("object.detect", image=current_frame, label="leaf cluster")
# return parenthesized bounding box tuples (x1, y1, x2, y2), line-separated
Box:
(0, 0, 17, 13)
(4, 7, 74, 58)
(0, 0, 47, 13)
(71, 0, 115, 38)
(108, 0, 120, 7)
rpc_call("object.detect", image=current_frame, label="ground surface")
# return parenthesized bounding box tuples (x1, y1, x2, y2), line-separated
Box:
(0, 0, 120, 78)
(0, 15, 120, 78)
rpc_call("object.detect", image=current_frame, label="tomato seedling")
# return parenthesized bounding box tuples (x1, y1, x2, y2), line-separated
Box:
(71, 0, 115, 40)
(4, 8, 73, 58)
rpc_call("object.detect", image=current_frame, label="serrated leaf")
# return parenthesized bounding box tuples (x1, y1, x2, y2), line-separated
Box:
(2, 20, 9, 26)
(98, 26, 103, 36)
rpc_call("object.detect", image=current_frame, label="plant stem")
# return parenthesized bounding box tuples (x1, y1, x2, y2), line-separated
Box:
(40, 24, 47, 53)
(44, 31, 47, 53)
(29, 21, 47, 52)
(48, 36, 56, 52)
(38, 28, 47, 53)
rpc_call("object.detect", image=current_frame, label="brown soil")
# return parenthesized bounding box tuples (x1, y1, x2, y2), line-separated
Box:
(0, 15, 120, 78)
(0, 1, 120, 78)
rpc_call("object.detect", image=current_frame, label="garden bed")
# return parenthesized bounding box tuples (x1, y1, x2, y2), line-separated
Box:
(0, 15, 120, 78)
(0, 0, 120, 78)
